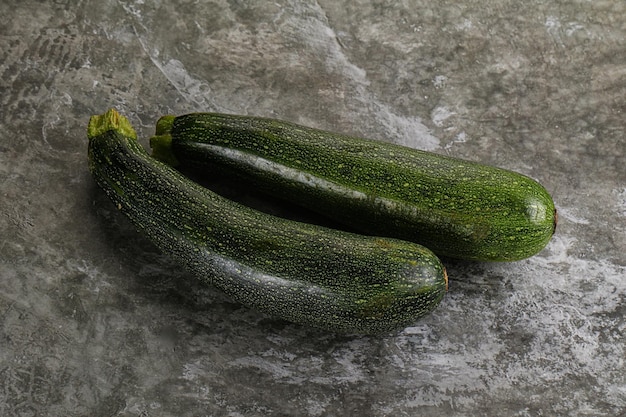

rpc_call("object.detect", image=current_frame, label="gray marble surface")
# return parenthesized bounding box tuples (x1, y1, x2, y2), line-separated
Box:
(1, 1, 625, 416)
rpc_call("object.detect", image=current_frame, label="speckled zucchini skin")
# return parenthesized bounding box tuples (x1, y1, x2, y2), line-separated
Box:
(88, 109, 447, 334)
(151, 113, 557, 261)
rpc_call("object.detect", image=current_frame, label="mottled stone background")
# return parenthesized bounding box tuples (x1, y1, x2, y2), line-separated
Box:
(1, 1, 625, 416)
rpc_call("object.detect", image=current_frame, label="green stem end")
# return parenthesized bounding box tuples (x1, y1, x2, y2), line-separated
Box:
(150, 133, 180, 167)
(155, 115, 176, 136)
(87, 108, 137, 140)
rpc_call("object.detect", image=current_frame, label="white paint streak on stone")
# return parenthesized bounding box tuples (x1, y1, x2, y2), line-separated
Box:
(431, 106, 456, 127)
(298, 2, 440, 150)
(557, 206, 590, 225)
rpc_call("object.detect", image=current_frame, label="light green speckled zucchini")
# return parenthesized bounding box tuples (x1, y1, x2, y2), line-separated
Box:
(151, 112, 557, 261)
(88, 109, 447, 334)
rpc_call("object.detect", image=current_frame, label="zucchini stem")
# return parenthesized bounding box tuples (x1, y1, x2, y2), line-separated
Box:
(150, 134, 180, 167)
(87, 108, 137, 140)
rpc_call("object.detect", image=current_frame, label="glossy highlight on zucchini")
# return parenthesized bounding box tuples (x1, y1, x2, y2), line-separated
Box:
(88, 109, 448, 334)
(151, 113, 557, 261)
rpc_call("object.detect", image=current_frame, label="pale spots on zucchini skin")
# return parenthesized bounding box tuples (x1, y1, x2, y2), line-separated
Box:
(88, 110, 447, 334)
(157, 113, 557, 261)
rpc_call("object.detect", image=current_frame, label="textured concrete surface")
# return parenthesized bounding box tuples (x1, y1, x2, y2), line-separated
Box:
(1, 0, 625, 416)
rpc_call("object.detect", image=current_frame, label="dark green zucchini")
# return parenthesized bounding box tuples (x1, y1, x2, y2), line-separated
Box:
(151, 113, 557, 261)
(88, 109, 447, 334)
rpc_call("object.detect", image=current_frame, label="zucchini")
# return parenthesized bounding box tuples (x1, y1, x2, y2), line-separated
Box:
(88, 109, 447, 334)
(151, 113, 557, 261)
